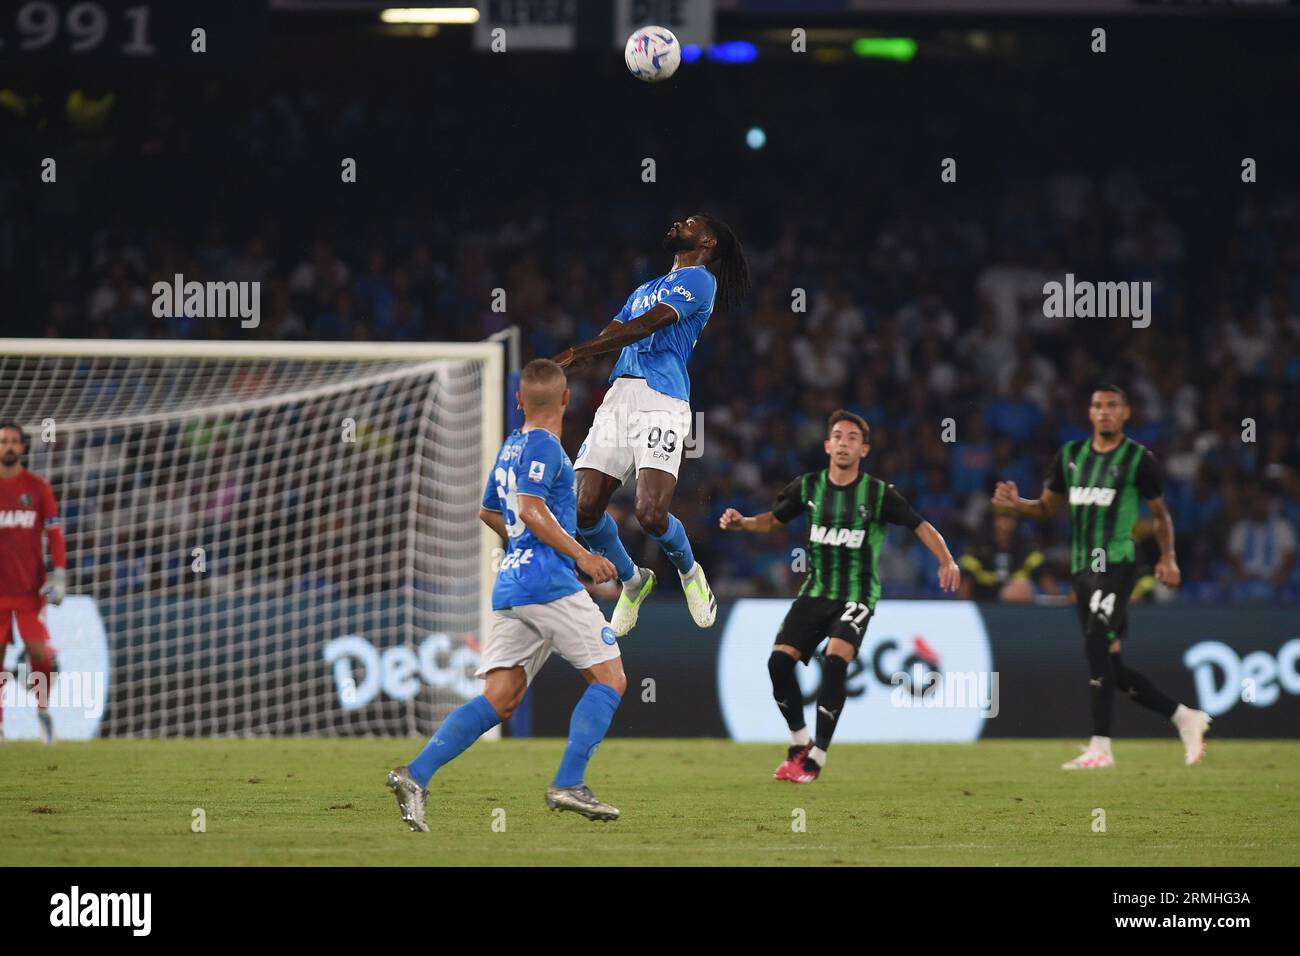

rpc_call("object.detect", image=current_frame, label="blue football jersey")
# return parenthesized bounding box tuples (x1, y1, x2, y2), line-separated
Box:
(480, 428, 583, 610)
(608, 265, 717, 402)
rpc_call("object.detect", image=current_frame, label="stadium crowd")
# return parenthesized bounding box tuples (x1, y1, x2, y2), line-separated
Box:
(4, 55, 1299, 604)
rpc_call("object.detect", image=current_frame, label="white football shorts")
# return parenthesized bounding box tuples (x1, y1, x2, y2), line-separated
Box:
(572, 376, 693, 484)
(476, 589, 620, 684)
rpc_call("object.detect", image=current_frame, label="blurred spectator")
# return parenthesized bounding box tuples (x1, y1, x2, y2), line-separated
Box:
(4, 61, 1298, 601)
(959, 512, 1045, 602)
(1227, 484, 1298, 600)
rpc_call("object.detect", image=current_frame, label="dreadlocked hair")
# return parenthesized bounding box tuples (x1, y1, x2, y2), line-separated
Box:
(697, 214, 751, 311)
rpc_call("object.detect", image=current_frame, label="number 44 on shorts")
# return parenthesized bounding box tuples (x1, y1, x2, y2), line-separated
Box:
(1089, 589, 1117, 620)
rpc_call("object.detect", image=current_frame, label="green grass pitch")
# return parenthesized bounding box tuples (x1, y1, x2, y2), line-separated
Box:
(2, 738, 1296, 866)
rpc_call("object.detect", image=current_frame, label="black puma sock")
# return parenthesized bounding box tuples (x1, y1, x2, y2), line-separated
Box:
(768, 651, 805, 732)
(814, 655, 849, 751)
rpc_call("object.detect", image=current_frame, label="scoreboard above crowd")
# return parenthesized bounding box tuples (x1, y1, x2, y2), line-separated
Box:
(0, 0, 266, 65)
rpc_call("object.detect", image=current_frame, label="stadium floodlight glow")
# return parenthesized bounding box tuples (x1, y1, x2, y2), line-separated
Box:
(379, 7, 480, 24)
(746, 127, 766, 150)
(851, 37, 917, 62)
(706, 41, 758, 64)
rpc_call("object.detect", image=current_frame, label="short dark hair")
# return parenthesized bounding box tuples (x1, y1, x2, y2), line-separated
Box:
(828, 409, 869, 443)
(0, 421, 29, 452)
(1094, 382, 1128, 403)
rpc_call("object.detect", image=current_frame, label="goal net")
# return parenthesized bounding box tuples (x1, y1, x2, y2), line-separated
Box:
(0, 340, 502, 738)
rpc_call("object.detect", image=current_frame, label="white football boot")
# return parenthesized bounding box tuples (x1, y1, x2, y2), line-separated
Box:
(1173, 705, 1212, 766)
(680, 562, 717, 628)
(1062, 746, 1115, 770)
(610, 567, 656, 638)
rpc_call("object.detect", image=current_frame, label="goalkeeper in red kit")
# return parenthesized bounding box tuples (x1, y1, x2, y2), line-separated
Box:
(0, 422, 67, 743)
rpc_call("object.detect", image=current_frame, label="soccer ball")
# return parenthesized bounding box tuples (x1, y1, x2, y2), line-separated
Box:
(625, 26, 681, 83)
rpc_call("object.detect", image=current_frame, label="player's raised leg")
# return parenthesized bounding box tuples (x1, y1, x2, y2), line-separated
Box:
(1112, 643, 1211, 766)
(388, 594, 555, 832)
(768, 645, 810, 780)
(546, 656, 626, 822)
(789, 632, 861, 784)
(575, 468, 655, 637)
(636, 467, 715, 628)
(387, 665, 519, 832)
(766, 598, 832, 779)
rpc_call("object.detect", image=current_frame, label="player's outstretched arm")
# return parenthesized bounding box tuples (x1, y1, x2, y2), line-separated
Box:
(553, 303, 678, 368)
(991, 481, 1062, 521)
(718, 508, 783, 533)
(916, 521, 961, 593)
(515, 494, 617, 583)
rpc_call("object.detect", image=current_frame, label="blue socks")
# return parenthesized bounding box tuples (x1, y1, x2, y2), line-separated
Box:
(553, 683, 622, 788)
(408, 694, 501, 787)
(579, 510, 695, 578)
(577, 512, 636, 582)
(408, 685, 622, 790)
(651, 513, 695, 574)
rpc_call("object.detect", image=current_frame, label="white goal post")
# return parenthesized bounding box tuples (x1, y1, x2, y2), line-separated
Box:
(0, 339, 502, 738)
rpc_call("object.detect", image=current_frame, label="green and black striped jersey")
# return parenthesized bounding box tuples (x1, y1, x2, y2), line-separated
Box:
(1044, 436, 1164, 575)
(772, 470, 924, 609)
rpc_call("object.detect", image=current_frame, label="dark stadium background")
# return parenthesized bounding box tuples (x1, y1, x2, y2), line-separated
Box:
(3, 3, 1300, 746)
(5, 9, 1298, 606)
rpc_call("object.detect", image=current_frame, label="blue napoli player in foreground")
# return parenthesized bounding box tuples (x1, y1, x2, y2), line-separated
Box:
(387, 360, 627, 830)
(553, 215, 751, 637)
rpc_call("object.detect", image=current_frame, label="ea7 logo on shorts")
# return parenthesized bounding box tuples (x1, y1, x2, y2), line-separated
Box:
(1069, 487, 1116, 506)
(528, 460, 546, 482)
(809, 525, 866, 548)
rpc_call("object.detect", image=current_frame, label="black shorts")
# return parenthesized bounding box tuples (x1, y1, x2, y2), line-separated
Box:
(1072, 563, 1137, 641)
(774, 596, 873, 663)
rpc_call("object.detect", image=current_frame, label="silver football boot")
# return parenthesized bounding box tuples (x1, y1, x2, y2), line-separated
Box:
(545, 783, 620, 822)
(386, 766, 429, 832)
